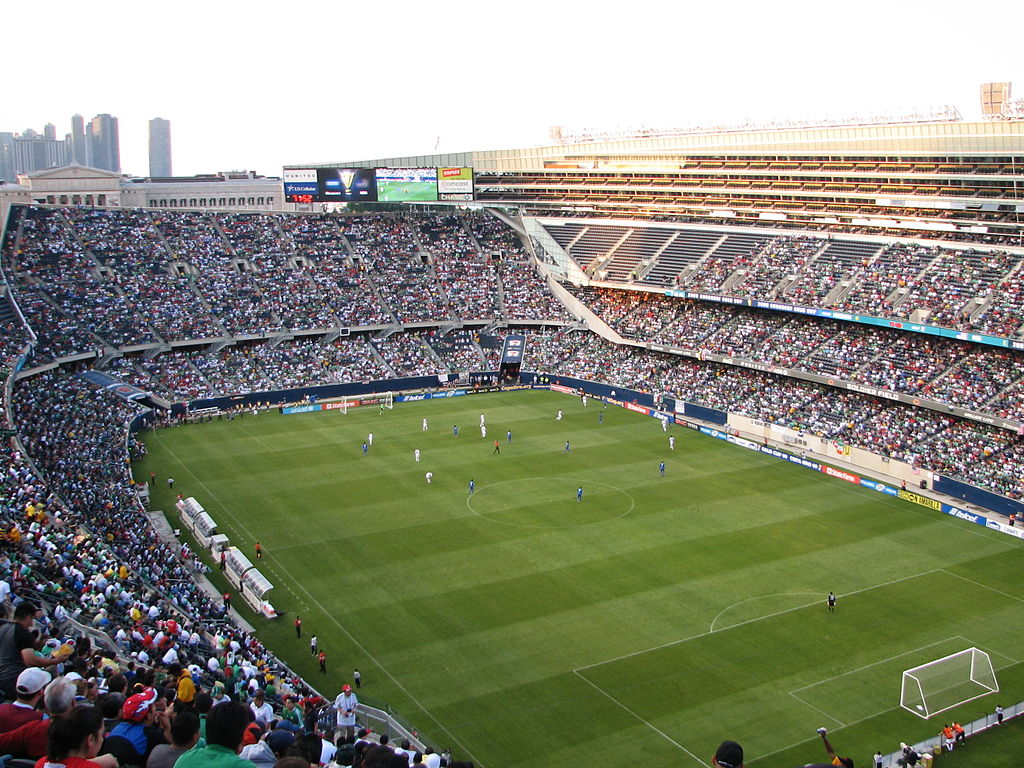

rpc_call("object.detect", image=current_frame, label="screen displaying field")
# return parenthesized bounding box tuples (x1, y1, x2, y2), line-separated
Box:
(316, 168, 378, 202)
(375, 168, 439, 202)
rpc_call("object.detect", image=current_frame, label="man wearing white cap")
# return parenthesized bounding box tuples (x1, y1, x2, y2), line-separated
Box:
(333, 684, 358, 740)
(0, 668, 50, 731)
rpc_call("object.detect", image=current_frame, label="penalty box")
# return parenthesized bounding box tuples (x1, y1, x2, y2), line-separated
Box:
(573, 571, 1019, 759)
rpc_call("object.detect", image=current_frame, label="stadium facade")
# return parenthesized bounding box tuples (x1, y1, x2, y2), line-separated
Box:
(290, 116, 1024, 247)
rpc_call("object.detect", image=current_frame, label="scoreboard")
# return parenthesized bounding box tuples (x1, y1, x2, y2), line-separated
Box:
(284, 166, 474, 203)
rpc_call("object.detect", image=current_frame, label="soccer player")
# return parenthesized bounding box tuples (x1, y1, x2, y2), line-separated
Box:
(576, 486, 583, 503)
(414, 449, 421, 462)
(556, 409, 563, 421)
(563, 440, 572, 454)
(507, 430, 512, 443)
(480, 414, 485, 427)
(582, 395, 587, 407)
(310, 635, 318, 656)
(669, 435, 676, 450)
(255, 541, 263, 559)
(452, 425, 459, 437)
(425, 472, 433, 484)
(468, 479, 475, 495)
(422, 418, 428, 431)
(367, 433, 373, 446)
(493, 440, 500, 455)
(481, 424, 487, 438)
(662, 418, 668, 432)
(362, 442, 368, 456)
(659, 460, 666, 477)
(827, 592, 836, 613)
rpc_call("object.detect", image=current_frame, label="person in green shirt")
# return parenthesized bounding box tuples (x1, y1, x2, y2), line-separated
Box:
(175, 701, 256, 768)
(278, 696, 304, 732)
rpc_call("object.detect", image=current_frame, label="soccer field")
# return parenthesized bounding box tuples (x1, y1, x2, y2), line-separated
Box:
(139, 390, 1024, 768)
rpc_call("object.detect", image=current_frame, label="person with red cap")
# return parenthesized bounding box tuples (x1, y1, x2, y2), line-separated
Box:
(103, 687, 170, 766)
(333, 684, 358, 741)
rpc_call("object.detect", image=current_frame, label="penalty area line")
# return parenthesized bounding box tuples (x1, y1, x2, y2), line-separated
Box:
(574, 568, 941, 673)
(572, 670, 707, 767)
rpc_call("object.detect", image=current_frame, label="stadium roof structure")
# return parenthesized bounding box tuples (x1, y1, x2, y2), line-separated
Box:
(288, 119, 1024, 246)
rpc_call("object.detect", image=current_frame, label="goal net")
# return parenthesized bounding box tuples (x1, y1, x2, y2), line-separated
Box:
(337, 393, 392, 414)
(900, 647, 998, 719)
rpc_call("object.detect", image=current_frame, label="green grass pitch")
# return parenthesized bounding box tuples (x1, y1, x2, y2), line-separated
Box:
(376, 180, 438, 202)
(137, 390, 1024, 768)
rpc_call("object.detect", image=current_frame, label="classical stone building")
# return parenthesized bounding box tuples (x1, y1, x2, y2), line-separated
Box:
(0, 165, 284, 225)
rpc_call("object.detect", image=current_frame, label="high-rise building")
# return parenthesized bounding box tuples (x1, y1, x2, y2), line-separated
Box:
(4, 129, 70, 179)
(0, 132, 15, 183)
(148, 118, 172, 177)
(88, 113, 120, 173)
(70, 114, 89, 166)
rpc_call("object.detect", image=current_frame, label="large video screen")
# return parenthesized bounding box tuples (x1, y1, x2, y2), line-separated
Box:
(283, 165, 474, 204)
(375, 168, 439, 202)
(316, 168, 378, 202)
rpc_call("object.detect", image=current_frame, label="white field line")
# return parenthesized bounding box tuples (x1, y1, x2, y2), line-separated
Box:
(787, 635, 970, 726)
(787, 691, 847, 728)
(574, 569, 941, 673)
(939, 568, 1024, 605)
(155, 432, 485, 766)
(572, 669, 708, 767)
(710, 592, 821, 632)
(154, 432, 311, 612)
(789, 636, 970, 694)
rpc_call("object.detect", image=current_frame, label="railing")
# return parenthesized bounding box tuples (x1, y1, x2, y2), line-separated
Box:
(879, 701, 1021, 767)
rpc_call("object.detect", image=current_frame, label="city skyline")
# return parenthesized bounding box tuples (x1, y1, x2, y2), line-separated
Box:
(4, 0, 1023, 178)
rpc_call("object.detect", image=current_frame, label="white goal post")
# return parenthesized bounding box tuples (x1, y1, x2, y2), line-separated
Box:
(900, 647, 998, 719)
(338, 392, 393, 414)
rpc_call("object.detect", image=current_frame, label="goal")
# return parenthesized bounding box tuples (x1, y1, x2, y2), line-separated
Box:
(900, 647, 998, 719)
(339, 392, 393, 414)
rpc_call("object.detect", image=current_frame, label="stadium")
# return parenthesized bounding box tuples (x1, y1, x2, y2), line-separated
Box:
(1, 100, 1024, 768)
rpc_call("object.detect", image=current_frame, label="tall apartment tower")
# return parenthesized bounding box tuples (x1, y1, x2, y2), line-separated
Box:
(148, 118, 172, 177)
(88, 113, 120, 172)
(70, 114, 89, 165)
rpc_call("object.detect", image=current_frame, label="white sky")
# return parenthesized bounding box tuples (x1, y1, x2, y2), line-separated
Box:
(4, 0, 1022, 177)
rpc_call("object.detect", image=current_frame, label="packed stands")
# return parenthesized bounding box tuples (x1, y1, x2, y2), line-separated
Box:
(3, 203, 1024, 768)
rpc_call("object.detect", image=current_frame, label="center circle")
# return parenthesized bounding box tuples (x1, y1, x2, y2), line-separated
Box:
(467, 477, 634, 528)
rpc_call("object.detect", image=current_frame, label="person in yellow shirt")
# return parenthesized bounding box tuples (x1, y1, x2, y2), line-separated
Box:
(175, 665, 196, 704)
(817, 729, 853, 768)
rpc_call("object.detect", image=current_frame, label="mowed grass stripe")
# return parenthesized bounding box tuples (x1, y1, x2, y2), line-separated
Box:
(139, 391, 1023, 768)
